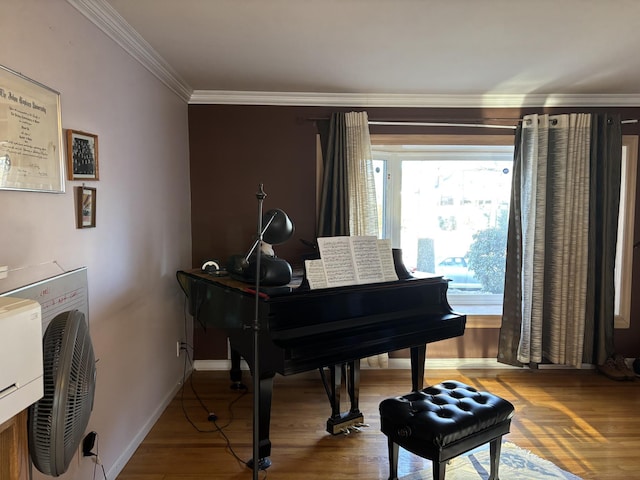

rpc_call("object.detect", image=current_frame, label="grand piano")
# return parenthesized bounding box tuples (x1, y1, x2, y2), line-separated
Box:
(176, 269, 466, 466)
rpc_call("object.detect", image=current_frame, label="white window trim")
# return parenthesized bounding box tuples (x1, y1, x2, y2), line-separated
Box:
(372, 134, 638, 331)
(372, 135, 513, 328)
(615, 135, 638, 329)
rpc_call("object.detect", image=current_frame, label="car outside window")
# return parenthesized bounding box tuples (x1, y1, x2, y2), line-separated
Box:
(371, 141, 514, 315)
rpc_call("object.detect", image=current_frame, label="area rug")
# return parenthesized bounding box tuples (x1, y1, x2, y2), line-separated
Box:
(401, 442, 582, 480)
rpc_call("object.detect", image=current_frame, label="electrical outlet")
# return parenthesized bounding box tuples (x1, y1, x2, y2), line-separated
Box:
(176, 341, 181, 357)
(0, 266, 8, 280)
(82, 431, 97, 456)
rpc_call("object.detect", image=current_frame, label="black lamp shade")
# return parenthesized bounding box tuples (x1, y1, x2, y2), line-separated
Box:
(263, 209, 294, 245)
(226, 207, 295, 286)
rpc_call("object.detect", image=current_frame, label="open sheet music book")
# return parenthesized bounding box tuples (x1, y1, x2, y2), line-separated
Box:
(305, 236, 399, 289)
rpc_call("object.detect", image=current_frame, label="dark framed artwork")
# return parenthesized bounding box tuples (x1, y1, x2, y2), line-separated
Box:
(76, 186, 96, 228)
(67, 129, 99, 180)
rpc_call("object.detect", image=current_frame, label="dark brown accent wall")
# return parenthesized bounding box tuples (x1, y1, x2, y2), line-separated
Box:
(188, 104, 640, 360)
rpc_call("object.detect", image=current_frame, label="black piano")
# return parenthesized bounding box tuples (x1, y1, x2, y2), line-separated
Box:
(176, 269, 466, 466)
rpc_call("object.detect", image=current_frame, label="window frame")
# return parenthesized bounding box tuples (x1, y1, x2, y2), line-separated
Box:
(371, 133, 638, 331)
(614, 135, 638, 329)
(371, 134, 514, 328)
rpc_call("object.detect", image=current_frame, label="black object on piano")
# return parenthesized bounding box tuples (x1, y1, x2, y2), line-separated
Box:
(227, 253, 293, 286)
(176, 269, 466, 468)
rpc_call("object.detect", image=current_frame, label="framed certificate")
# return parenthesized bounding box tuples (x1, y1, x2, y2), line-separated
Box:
(0, 65, 64, 193)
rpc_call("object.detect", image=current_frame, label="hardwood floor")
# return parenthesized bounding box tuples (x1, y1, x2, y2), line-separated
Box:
(116, 367, 640, 480)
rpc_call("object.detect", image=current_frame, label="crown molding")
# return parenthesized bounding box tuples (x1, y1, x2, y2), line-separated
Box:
(189, 90, 640, 108)
(68, 1, 640, 109)
(66, 0, 193, 102)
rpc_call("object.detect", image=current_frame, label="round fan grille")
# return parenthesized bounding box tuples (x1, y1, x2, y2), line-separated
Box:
(28, 310, 96, 477)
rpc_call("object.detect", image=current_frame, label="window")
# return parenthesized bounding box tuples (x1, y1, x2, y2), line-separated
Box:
(371, 135, 514, 317)
(614, 136, 638, 328)
(372, 134, 638, 329)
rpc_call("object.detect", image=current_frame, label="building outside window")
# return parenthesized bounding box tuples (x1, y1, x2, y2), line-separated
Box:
(371, 140, 514, 316)
(371, 135, 637, 326)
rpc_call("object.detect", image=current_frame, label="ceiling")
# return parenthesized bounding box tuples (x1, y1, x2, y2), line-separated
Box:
(76, 0, 640, 106)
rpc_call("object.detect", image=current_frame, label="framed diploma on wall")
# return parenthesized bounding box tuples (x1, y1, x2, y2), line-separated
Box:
(0, 65, 65, 193)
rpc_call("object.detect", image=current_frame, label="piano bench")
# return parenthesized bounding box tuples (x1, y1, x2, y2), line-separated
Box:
(379, 380, 514, 480)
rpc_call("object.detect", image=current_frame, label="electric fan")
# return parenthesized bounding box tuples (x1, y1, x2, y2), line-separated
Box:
(28, 309, 96, 477)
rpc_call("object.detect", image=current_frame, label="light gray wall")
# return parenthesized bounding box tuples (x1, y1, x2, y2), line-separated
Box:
(0, 1, 192, 478)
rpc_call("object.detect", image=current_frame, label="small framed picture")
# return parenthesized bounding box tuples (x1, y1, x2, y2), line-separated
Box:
(67, 129, 99, 180)
(76, 186, 96, 228)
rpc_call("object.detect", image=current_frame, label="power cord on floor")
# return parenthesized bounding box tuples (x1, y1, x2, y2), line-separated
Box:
(179, 331, 253, 469)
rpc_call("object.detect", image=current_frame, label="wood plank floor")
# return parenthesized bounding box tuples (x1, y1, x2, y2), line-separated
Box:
(116, 367, 640, 480)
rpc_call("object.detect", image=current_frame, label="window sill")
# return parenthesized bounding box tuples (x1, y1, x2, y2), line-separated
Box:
(465, 314, 630, 329)
(466, 315, 501, 329)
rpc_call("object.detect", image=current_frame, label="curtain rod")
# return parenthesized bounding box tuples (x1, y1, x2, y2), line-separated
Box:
(368, 121, 517, 130)
(308, 118, 638, 130)
(370, 119, 638, 130)
(306, 116, 520, 128)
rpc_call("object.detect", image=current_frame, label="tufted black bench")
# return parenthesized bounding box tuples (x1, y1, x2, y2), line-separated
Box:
(379, 380, 515, 480)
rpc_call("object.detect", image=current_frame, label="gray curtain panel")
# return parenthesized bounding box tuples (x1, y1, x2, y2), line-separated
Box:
(585, 113, 622, 365)
(498, 113, 622, 368)
(498, 124, 524, 367)
(318, 113, 350, 237)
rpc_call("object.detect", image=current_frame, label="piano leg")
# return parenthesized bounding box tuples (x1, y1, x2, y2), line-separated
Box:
(347, 359, 364, 423)
(346, 359, 361, 418)
(322, 361, 365, 435)
(229, 349, 246, 390)
(246, 373, 274, 470)
(410, 344, 427, 391)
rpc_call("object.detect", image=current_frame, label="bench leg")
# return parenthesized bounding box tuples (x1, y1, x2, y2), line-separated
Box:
(488, 436, 503, 480)
(432, 460, 446, 480)
(387, 438, 399, 480)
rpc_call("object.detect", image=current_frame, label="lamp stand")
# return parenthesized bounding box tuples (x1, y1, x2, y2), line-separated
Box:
(242, 183, 293, 476)
(251, 184, 266, 480)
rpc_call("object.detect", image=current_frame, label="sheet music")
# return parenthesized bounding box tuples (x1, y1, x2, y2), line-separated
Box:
(378, 239, 399, 282)
(311, 236, 398, 289)
(304, 259, 329, 289)
(351, 236, 384, 283)
(316, 237, 358, 287)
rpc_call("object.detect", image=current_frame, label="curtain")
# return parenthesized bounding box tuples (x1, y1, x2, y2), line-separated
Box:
(345, 111, 383, 366)
(318, 113, 349, 237)
(317, 111, 385, 366)
(346, 111, 379, 237)
(317, 111, 379, 237)
(586, 114, 622, 365)
(498, 113, 621, 368)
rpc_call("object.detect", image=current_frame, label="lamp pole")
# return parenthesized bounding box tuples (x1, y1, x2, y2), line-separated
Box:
(251, 184, 266, 480)
(245, 184, 293, 476)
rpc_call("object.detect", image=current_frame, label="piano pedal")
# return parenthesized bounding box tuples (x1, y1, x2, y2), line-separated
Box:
(326, 412, 365, 435)
(339, 422, 371, 435)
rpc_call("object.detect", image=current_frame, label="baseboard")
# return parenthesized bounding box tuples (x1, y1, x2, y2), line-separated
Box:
(193, 359, 237, 371)
(193, 357, 520, 371)
(106, 372, 189, 480)
(386, 357, 521, 369)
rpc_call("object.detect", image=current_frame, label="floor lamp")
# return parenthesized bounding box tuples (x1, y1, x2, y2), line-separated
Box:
(246, 184, 294, 479)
